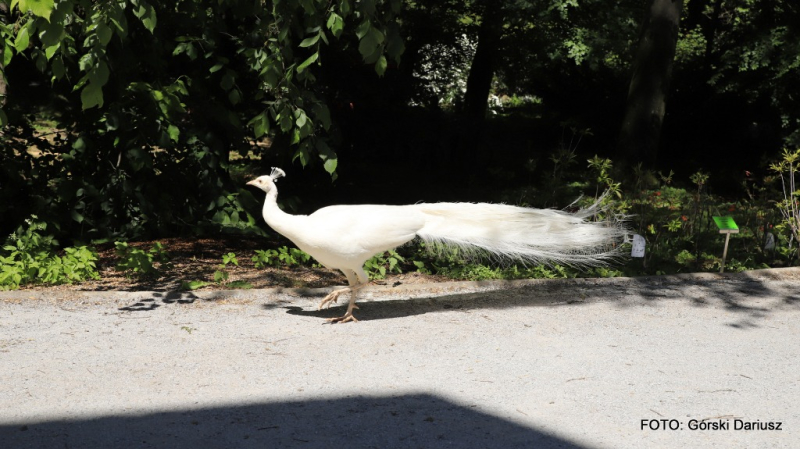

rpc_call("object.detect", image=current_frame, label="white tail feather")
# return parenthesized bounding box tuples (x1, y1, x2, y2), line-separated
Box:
(414, 198, 628, 267)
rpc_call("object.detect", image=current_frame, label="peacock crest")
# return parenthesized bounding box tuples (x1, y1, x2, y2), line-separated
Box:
(270, 167, 286, 182)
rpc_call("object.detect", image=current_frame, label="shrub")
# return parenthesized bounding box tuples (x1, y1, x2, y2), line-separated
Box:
(114, 241, 170, 277)
(252, 246, 312, 268)
(0, 217, 100, 289)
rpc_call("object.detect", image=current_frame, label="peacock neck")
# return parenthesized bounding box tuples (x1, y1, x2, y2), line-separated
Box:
(262, 188, 301, 239)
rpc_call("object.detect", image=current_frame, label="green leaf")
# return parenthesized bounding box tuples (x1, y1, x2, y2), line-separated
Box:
(291, 127, 301, 144)
(297, 52, 318, 73)
(167, 124, 180, 142)
(228, 280, 253, 289)
(261, 64, 280, 88)
(51, 58, 65, 79)
(14, 27, 30, 53)
(323, 157, 338, 174)
(0, 109, 7, 128)
(228, 89, 241, 105)
(299, 34, 319, 48)
(90, 61, 110, 86)
(108, 13, 129, 39)
(180, 280, 209, 291)
(358, 27, 384, 62)
(70, 209, 84, 223)
(38, 21, 63, 48)
(327, 13, 343, 38)
(313, 104, 331, 130)
(316, 139, 338, 174)
(220, 71, 235, 90)
(96, 23, 113, 46)
(213, 270, 228, 283)
(17, 0, 55, 20)
(298, 0, 315, 14)
(132, 2, 157, 33)
(78, 53, 94, 72)
(355, 20, 371, 39)
(295, 110, 308, 129)
(257, 114, 270, 138)
(294, 146, 310, 166)
(34, 49, 47, 72)
(279, 111, 293, 133)
(339, 0, 351, 16)
(3, 45, 13, 67)
(80, 82, 104, 109)
(375, 55, 387, 76)
(386, 33, 405, 62)
(44, 43, 58, 60)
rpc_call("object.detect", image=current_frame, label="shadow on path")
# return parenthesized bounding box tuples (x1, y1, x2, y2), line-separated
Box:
(277, 270, 800, 327)
(0, 393, 589, 449)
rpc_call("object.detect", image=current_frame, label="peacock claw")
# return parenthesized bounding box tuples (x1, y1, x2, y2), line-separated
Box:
(317, 289, 345, 310)
(326, 314, 358, 324)
(324, 305, 359, 324)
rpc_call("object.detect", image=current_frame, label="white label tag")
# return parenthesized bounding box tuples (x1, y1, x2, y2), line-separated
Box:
(631, 234, 646, 258)
(764, 232, 775, 250)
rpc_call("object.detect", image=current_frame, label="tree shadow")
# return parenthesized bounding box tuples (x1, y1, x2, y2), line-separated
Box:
(0, 393, 589, 449)
(623, 270, 800, 328)
(118, 291, 200, 311)
(276, 269, 800, 328)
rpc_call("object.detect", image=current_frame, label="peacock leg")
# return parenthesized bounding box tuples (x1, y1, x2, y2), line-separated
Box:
(326, 268, 369, 323)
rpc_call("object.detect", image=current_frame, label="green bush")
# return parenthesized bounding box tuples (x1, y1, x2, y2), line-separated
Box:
(252, 246, 312, 268)
(0, 217, 100, 290)
(114, 241, 170, 277)
(364, 250, 404, 280)
(182, 252, 252, 290)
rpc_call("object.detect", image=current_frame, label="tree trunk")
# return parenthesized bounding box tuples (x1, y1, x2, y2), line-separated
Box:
(462, 4, 503, 120)
(617, 0, 684, 169)
(0, 2, 8, 107)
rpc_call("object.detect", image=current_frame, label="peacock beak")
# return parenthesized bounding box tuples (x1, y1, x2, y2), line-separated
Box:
(246, 179, 257, 186)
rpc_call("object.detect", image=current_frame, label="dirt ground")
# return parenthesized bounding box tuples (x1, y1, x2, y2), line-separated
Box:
(21, 236, 449, 293)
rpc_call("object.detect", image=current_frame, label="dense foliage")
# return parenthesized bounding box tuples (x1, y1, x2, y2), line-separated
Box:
(1, 0, 402, 239)
(2, 0, 800, 287)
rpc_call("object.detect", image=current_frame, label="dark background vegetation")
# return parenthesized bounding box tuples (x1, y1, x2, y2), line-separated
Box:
(1, 0, 799, 282)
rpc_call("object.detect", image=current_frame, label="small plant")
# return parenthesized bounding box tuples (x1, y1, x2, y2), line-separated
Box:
(182, 252, 252, 290)
(587, 155, 622, 199)
(115, 241, 170, 277)
(0, 216, 100, 289)
(213, 252, 252, 289)
(770, 148, 800, 258)
(674, 249, 696, 267)
(252, 246, 311, 268)
(213, 252, 238, 283)
(251, 249, 277, 268)
(364, 250, 404, 279)
(664, 217, 683, 233)
(412, 260, 431, 275)
(180, 280, 210, 290)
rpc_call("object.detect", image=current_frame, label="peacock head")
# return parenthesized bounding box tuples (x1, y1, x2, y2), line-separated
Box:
(246, 167, 286, 193)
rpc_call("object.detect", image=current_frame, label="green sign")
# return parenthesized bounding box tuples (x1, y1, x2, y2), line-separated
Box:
(713, 216, 739, 232)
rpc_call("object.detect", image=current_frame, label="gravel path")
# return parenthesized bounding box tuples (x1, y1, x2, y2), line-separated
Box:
(1, 268, 799, 448)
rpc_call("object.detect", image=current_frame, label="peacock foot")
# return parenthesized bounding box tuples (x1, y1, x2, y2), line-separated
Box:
(317, 289, 347, 310)
(325, 305, 359, 324)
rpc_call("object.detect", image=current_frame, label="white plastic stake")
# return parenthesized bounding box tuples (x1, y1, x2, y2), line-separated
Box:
(631, 234, 645, 258)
